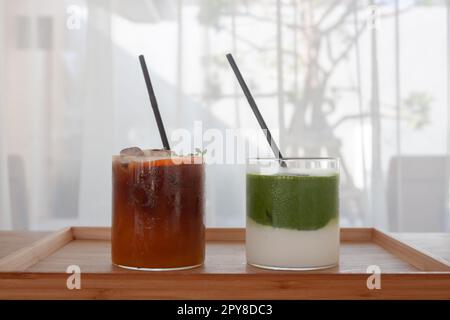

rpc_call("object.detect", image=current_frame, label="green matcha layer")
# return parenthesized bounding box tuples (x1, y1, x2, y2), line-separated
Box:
(247, 173, 339, 231)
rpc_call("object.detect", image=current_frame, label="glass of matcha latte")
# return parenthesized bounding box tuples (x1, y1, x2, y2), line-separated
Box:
(246, 158, 339, 270)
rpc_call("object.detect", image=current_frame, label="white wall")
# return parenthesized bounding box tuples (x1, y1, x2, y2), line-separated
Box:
(0, 0, 449, 231)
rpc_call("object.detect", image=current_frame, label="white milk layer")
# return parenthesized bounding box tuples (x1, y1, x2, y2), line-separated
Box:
(246, 218, 339, 269)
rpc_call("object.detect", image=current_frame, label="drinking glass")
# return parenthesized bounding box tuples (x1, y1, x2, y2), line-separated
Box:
(112, 153, 205, 271)
(246, 157, 340, 270)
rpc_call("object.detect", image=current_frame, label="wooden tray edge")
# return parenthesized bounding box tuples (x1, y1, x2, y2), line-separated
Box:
(0, 227, 73, 272)
(1, 272, 449, 299)
(372, 229, 450, 272)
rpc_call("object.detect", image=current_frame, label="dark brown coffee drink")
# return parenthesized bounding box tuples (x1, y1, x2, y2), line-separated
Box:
(112, 150, 205, 270)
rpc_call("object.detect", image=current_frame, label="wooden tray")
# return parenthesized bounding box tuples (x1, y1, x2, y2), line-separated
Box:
(0, 227, 449, 299)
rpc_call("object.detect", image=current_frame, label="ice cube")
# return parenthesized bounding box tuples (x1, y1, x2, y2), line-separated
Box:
(120, 147, 144, 156)
(130, 182, 157, 208)
(118, 156, 130, 169)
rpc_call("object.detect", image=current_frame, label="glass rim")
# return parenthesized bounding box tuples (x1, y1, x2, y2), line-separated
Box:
(248, 157, 339, 161)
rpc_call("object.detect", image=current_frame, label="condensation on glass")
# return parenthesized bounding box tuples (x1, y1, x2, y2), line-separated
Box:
(111, 153, 205, 271)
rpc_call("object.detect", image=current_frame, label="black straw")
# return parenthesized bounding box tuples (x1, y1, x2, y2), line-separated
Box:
(139, 54, 171, 150)
(226, 53, 286, 166)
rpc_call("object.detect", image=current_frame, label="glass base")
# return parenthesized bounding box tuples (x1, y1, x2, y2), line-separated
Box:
(248, 262, 337, 271)
(114, 263, 203, 272)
